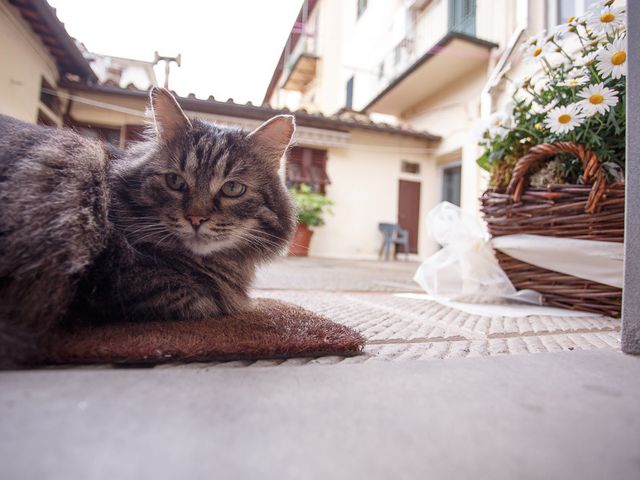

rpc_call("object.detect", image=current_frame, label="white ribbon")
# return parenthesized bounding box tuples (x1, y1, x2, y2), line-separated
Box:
(491, 234, 623, 288)
(413, 202, 623, 304)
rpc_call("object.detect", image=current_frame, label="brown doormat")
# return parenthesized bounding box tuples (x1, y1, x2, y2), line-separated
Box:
(35, 299, 365, 366)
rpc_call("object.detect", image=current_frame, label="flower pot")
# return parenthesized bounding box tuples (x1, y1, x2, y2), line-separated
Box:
(288, 224, 314, 257)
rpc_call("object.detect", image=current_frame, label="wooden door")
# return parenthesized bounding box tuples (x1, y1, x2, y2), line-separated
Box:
(397, 180, 421, 254)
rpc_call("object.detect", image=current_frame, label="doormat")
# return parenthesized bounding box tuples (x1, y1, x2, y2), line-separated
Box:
(35, 299, 365, 365)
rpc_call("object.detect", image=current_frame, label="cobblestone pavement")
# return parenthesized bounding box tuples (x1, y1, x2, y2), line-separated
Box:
(246, 257, 621, 365)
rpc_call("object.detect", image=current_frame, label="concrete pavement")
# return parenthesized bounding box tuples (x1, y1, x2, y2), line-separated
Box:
(1, 256, 636, 479)
(1, 350, 639, 480)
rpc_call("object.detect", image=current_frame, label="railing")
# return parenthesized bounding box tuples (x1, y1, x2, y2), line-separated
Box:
(283, 33, 318, 80)
(374, 0, 476, 94)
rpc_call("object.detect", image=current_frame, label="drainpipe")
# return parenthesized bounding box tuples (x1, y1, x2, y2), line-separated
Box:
(480, 0, 529, 118)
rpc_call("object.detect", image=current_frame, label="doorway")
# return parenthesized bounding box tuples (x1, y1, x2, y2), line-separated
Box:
(442, 164, 462, 206)
(397, 180, 421, 254)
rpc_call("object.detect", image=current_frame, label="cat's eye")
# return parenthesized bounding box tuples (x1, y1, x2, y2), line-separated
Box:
(221, 181, 246, 198)
(165, 173, 187, 192)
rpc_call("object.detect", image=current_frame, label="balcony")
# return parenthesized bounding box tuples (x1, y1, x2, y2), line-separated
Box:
(365, 0, 495, 116)
(282, 34, 319, 92)
(365, 32, 496, 116)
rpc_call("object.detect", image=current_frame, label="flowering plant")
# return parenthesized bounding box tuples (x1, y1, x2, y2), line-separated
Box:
(476, 0, 626, 188)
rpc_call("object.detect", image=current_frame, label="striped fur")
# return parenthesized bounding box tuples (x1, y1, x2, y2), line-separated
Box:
(0, 90, 296, 366)
(0, 114, 111, 365)
(75, 115, 296, 323)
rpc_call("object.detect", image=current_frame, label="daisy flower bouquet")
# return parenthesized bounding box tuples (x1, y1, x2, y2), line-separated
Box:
(476, 0, 626, 189)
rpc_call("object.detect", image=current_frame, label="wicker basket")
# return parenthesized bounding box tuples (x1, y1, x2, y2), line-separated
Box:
(480, 142, 624, 317)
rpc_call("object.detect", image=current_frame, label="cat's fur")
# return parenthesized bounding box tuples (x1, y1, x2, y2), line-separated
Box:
(0, 88, 296, 367)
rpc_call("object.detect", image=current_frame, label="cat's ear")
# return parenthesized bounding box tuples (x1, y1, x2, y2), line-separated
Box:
(149, 87, 192, 141)
(247, 115, 296, 168)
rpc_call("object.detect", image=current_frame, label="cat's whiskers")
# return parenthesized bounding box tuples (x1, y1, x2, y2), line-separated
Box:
(243, 226, 307, 250)
(230, 230, 286, 252)
(129, 226, 173, 245)
(153, 232, 176, 249)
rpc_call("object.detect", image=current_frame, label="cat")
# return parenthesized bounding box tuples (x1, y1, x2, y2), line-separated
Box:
(0, 87, 297, 366)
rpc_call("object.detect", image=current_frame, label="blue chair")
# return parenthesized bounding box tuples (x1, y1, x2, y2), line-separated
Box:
(378, 223, 410, 261)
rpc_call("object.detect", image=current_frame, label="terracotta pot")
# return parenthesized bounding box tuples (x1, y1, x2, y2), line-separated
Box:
(288, 224, 314, 256)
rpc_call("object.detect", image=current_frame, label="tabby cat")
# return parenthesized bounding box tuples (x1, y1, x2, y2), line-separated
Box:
(0, 88, 296, 366)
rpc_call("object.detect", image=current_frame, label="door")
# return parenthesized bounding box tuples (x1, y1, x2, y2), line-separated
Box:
(397, 180, 421, 254)
(442, 164, 462, 206)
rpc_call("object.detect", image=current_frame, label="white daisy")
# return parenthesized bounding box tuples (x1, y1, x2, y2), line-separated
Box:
(470, 119, 490, 143)
(532, 75, 550, 94)
(553, 16, 579, 40)
(487, 111, 512, 137)
(532, 98, 558, 115)
(586, 6, 626, 35)
(513, 89, 533, 106)
(574, 51, 598, 67)
(568, 67, 589, 78)
(522, 32, 551, 63)
(559, 76, 588, 87)
(596, 36, 627, 79)
(544, 104, 586, 134)
(577, 82, 619, 116)
(547, 53, 572, 69)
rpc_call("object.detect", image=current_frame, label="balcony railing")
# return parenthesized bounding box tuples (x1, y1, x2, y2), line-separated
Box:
(282, 33, 319, 92)
(374, 0, 476, 99)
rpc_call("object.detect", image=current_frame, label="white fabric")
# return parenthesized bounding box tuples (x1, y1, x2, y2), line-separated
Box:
(413, 202, 518, 299)
(412, 202, 623, 317)
(396, 293, 602, 318)
(491, 234, 624, 288)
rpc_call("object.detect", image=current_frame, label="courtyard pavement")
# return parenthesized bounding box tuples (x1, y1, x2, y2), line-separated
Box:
(1, 256, 638, 479)
(252, 257, 622, 365)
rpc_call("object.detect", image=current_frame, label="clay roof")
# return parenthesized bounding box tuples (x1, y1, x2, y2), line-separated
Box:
(8, 0, 97, 82)
(62, 82, 441, 142)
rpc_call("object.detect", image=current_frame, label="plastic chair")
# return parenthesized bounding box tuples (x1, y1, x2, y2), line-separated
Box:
(378, 223, 410, 261)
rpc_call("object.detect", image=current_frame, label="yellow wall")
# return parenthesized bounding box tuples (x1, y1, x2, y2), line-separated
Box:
(0, 0, 60, 123)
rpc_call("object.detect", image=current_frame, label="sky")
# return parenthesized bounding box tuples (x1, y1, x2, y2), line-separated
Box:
(48, 0, 302, 104)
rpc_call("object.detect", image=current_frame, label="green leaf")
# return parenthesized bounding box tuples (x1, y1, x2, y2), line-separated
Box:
(476, 151, 491, 171)
(289, 184, 334, 227)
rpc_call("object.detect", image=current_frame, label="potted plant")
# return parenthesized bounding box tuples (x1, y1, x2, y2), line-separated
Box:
(288, 183, 333, 256)
(475, 0, 626, 316)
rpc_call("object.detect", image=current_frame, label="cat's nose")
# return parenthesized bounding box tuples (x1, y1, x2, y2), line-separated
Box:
(185, 215, 209, 230)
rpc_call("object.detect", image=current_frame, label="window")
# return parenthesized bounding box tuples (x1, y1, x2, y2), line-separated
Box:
(39, 77, 61, 116)
(345, 76, 354, 109)
(378, 61, 385, 80)
(393, 43, 403, 66)
(448, 0, 476, 36)
(547, 0, 600, 27)
(442, 164, 462, 206)
(357, 0, 368, 18)
(286, 147, 330, 194)
(37, 110, 57, 127)
(401, 160, 420, 174)
(75, 124, 121, 147)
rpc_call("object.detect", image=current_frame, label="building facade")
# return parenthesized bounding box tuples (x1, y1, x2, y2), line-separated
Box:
(1, 0, 442, 259)
(265, 0, 615, 256)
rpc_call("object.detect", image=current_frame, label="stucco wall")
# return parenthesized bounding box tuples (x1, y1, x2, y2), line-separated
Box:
(0, 1, 59, 123)
(402, 63, 489, 212)
(309, 130, 438, 259)
(65, 90, 437, 259)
